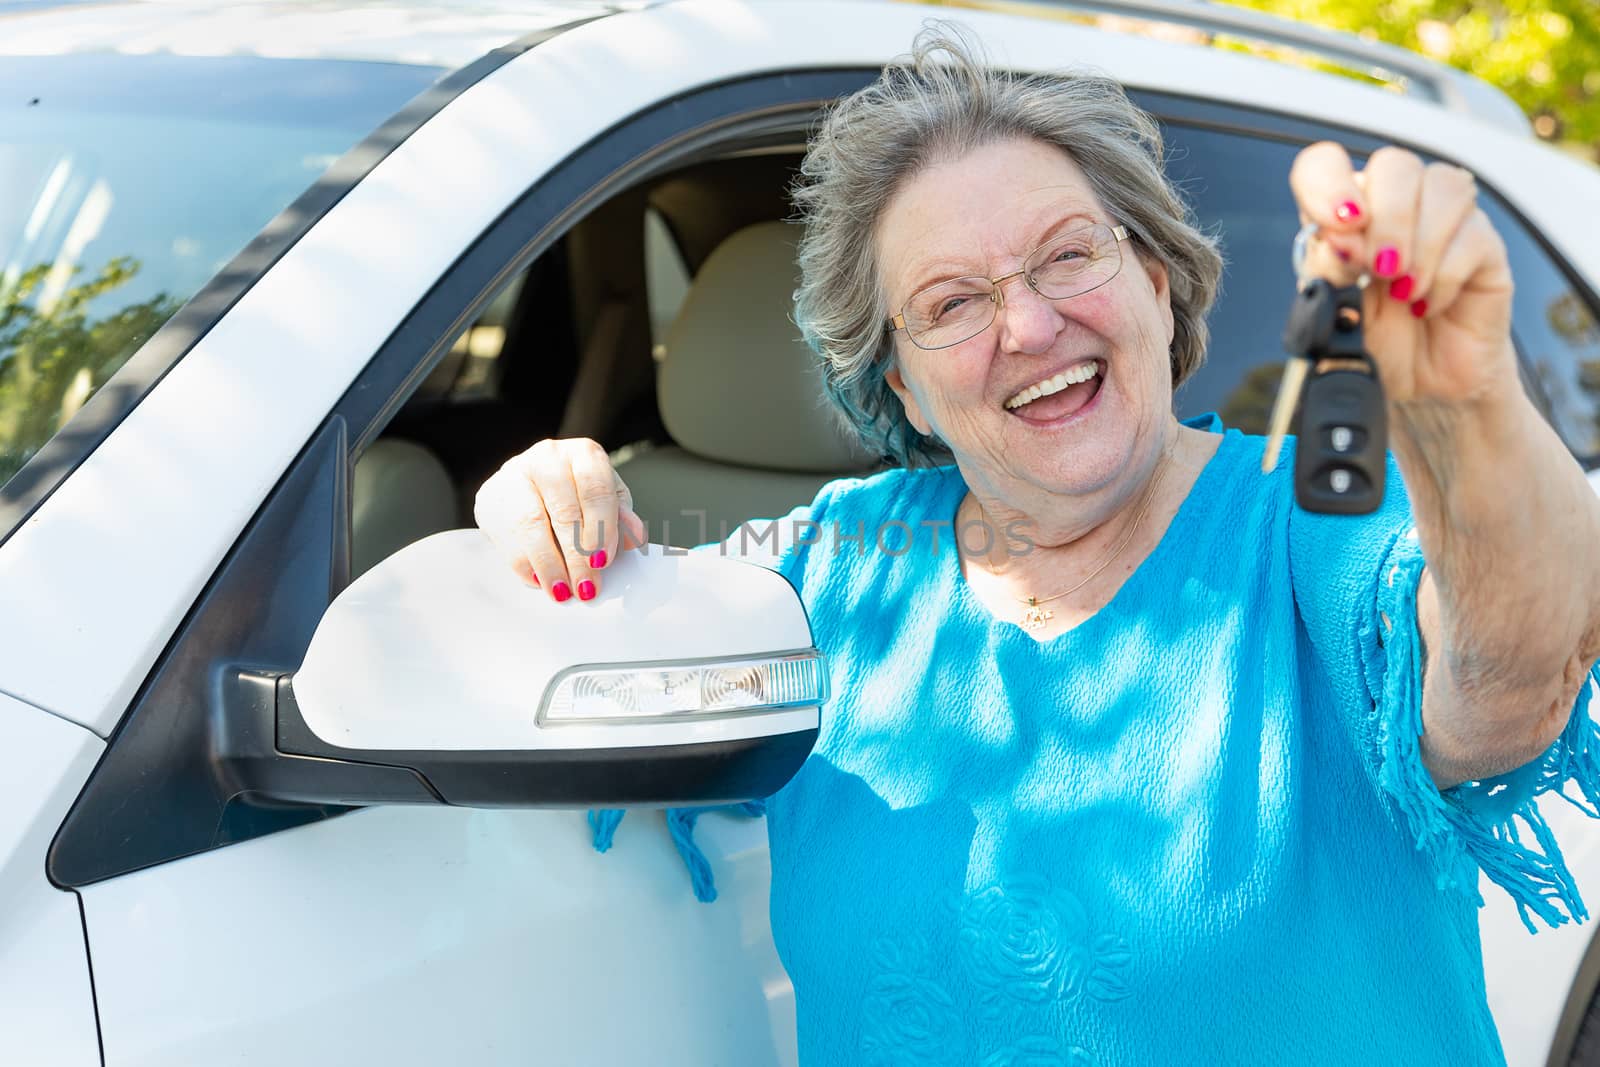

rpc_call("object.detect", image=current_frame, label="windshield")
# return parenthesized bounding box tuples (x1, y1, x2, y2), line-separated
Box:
(0, 52, 444, 488)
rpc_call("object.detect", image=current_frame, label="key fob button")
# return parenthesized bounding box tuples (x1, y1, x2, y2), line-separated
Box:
(1326, 425, 1364, 453)
(1314, 465, 1369, 497)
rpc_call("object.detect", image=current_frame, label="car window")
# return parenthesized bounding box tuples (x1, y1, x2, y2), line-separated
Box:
(645, 206, 692, 362)
(1159, 124, 1306, 432)
(1482, 196, 1600, 462)
(0, 52, 444, 490)
(414, 272, 528, 404)
(1162, 122, 1600, 465)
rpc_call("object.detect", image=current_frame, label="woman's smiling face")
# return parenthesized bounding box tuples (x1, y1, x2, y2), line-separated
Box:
(879, 137, 1177, 500)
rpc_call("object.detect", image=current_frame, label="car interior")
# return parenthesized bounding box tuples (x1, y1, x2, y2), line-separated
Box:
(352, 145, 882, 574)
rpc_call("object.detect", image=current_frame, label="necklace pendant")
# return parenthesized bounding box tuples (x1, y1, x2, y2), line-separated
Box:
(1021, 598, 1054, 631)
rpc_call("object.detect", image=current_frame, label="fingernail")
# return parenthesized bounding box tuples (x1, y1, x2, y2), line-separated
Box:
(1374, 246, 1400, 277)
(552, 581, 572, 603)
(1387, 274, 1415, 301)
(531, 573, 540, 588)
(1410, 299, 1429, 318)
(590, 550, 608, 569)
(1335, 200, 1361, 222)
(1334, 247, 1351, 263)
(578, 580, 596, 601)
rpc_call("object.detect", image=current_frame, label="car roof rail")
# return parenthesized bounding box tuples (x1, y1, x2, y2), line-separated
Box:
(985, 0, 1532, 135)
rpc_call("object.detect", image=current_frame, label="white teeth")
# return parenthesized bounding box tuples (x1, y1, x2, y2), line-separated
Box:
(1004, 361, 1100, 410)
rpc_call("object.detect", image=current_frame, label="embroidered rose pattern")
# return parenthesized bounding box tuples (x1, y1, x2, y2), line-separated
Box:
(957, 877, 1132, 1020)
(860, 936, 965, 1067)
(980, 1035, 1099, 1067)
(857, 881, 1128, 1063)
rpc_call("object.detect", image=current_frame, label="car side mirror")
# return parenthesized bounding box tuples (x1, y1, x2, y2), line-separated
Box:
(219, 531, 823, 808)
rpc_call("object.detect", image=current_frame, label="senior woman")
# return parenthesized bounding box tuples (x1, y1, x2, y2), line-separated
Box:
(475, 28, 1600, 1065)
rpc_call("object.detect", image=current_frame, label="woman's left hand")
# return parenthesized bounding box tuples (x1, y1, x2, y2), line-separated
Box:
(1291, 142, 1600, 789)
(1288, 142, 1518, 408)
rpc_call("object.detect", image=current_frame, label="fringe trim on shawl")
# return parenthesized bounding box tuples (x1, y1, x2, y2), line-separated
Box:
(588, 801, 769, 903)
(1367, 533, 1600, 934)
(588, 808, 624, 852)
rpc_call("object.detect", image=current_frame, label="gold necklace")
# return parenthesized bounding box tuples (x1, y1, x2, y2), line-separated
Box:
(978, 448, 1171, 631)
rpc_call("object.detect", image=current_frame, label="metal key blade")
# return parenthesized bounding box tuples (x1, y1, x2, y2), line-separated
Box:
(1261, 356, 1310, 473)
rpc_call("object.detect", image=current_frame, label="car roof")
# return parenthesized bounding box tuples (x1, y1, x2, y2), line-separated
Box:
(0, 0, 662, 69)
(0, 0, 1532, 135)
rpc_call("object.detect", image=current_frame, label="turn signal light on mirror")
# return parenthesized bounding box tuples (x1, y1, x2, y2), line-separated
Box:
(538, 652, 828, 725)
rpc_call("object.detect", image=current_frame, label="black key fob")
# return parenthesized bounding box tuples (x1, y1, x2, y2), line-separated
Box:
(1294, 364, 1387, 514)
(1283, 278, 1339, 357)
(1277, 278, 1387, 515)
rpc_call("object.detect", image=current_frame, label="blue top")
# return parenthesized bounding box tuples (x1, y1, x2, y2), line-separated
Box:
(599, 424, 1600, 1066)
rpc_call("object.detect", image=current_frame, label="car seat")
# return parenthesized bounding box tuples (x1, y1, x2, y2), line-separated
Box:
(614, 221, 881, 547)
(350, 437, 458, 578)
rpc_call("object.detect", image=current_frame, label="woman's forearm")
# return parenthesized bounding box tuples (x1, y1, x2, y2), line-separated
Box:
(1393, 361, 1600, 781)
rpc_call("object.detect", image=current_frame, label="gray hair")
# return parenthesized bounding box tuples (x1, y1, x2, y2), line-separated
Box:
(792, 23, 1225, 466)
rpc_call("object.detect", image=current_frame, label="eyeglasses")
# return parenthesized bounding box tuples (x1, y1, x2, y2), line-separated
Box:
(887, 222, 1132, 351)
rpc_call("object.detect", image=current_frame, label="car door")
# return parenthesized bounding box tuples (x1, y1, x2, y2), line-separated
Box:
(2, 18, 876, 1066)
(0, 695, 103, 1067)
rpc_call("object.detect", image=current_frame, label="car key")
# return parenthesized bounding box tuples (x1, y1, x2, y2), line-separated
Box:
(1259, 278, 1329, 473)
(1262, 224, 1339, 475)
(1260, 277, 1387, 513)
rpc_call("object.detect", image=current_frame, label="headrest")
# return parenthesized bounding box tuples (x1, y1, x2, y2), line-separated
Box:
(658, 221, 880, 473)
(350, 437, 457, 579)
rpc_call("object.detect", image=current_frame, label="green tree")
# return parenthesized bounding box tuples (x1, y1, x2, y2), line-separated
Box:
(924, 0, 1600, 157)
(1223, 0, 1600, 155)
(0, 258, 180, 484)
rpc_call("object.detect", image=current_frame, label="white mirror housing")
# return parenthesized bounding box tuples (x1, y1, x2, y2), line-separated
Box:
(228, 531, 822, 808)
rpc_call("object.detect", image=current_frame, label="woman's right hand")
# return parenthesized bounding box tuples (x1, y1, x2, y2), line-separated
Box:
(473, 438, 648, 602)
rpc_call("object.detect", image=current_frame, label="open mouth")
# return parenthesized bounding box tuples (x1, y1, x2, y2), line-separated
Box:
(1003, 359, 1104, 421)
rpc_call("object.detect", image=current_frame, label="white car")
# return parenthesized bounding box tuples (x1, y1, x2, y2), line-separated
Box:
(2, 1, 1599, 1064)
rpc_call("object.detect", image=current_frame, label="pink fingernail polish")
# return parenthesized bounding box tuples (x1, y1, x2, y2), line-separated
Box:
(1334, 247, 1351, 263)
(1335, 200, 1362, 222)
(531, 573, 540, 588)
(1388, 275, 1415, 301)
(1374, 246, 1401, 277)
(552, 581, 572, 603)
(590, 550, 608, 569)
(578, 580, 596, 601)
(1410, 299, 1429, 318)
